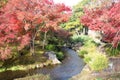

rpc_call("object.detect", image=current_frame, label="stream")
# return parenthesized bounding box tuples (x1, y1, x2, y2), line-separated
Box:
(0, 48, 85, 80)
(32, 48, 85, 80)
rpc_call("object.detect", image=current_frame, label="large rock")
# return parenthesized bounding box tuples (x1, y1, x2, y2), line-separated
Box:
(45, 51, 61, 65)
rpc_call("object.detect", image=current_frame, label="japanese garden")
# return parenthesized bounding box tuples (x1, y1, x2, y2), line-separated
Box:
(0, 0, 120, 80)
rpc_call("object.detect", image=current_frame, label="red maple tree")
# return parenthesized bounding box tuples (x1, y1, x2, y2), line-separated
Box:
(81, 2, 120, 48)
(0, 0, 71, 60)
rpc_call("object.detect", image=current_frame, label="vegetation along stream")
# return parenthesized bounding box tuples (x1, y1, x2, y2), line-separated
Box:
(0, 48, 85, 80)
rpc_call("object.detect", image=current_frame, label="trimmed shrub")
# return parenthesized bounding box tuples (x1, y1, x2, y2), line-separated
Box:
(70, 35, 93, 44)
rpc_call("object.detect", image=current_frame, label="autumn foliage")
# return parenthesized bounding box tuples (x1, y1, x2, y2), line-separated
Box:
(0, 0, 71, 60)
(81, 2, 120, 48)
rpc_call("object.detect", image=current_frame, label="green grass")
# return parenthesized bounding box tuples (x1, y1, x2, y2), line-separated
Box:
(0, 65, 26, 72)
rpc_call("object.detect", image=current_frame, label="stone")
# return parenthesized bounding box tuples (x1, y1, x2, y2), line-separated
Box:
(45, 51, 61, 65)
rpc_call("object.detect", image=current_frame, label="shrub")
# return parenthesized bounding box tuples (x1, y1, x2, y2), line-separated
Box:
(70, 34, 83, 43)
(56, 52, 64, 61)
(70, 35, 95, 44)
(84, 52, 108, 71)
(45, 44, 56, 51)
(79, 35, 93, 43)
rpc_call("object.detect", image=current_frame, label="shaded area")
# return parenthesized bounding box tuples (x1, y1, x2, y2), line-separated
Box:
(0, 70, 28, 80)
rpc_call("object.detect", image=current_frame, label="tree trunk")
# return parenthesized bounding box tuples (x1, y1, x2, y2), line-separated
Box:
(30, 37, 35, 56)
(42, 32, 47, 49)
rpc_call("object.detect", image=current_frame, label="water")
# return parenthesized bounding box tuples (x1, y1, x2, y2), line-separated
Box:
(33, 48, 85, 80)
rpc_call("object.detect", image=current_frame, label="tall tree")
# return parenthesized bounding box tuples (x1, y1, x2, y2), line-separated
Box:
(81, 1, 120, 48)
(0, 0, 71, 60)
(62, 0, 90, 35)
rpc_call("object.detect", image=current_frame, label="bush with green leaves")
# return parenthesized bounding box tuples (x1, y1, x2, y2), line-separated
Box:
(45, 44, 56, 51)
(70, 35, 82, 43)
(84, 52, 108, 71)
(45, 44, 65, 61)
(56, 52, 64, 61)
(70, 35, 93, 44)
